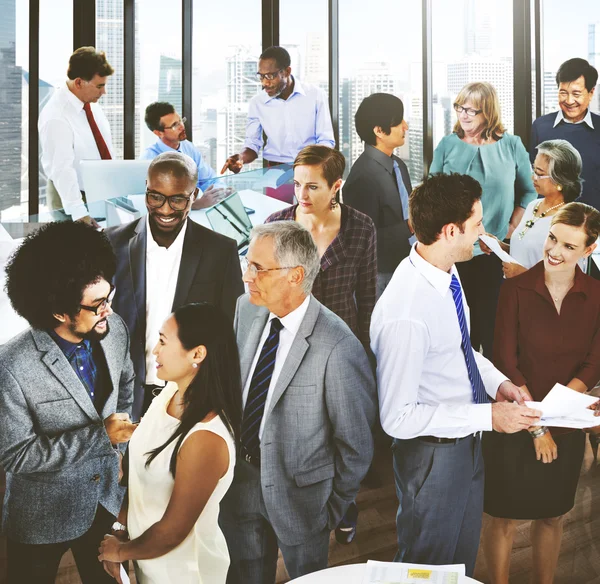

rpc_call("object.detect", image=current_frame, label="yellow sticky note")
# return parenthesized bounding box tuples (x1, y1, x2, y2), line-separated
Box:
(407, 569, 432, 580)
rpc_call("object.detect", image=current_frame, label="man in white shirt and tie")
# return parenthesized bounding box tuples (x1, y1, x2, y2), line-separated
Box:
(39, 46, 114, 228)
(370, 172, 542, 577)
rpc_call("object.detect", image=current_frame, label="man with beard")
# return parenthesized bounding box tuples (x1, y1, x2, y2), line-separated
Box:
(0, 221, 136, 583)
(106, 151, 244, 419)
(142, 101, 227, 209)
(221, 46, 334, 173)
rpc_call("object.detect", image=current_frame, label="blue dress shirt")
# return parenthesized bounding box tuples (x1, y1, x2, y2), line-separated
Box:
(243, 77, 335, 164)
(141, 139, 223, 190)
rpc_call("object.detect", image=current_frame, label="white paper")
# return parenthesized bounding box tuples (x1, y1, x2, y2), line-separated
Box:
(479, 234, 523, 266)
(362, 560, 465, 584)
(119, 564, 131, 584)
(524, 383, 599, 428)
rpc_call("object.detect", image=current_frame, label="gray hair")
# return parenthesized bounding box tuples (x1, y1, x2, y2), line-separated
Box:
(536, 139, 583, 203)
(250, 221, 320, 294)
(148, 151, 198, 187)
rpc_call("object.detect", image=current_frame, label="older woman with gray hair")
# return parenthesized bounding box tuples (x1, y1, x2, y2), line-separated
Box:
(483, 139, 583, 278)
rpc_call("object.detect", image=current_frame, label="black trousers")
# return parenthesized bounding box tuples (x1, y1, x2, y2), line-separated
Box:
(7, 505, 116, 584)
(456, 253, 503, 359)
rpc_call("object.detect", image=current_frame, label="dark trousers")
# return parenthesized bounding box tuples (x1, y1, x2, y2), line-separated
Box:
(392, 435, 484, 577)
(7, 505, 116, 584)
(456, 253, 503, 358)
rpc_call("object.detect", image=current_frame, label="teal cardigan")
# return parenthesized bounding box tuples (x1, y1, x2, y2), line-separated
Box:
(430, 133, 537, 255)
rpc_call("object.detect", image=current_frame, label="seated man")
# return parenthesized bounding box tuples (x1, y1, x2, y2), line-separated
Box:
(220, 221, 376, 583)
(0, 221, 136, 583)
(142, 101, 227, 209)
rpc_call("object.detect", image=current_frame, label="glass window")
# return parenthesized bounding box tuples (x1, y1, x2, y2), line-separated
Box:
(192, 0, 262, 174)
(542, 0, 600, 115)
(432, 0, 514, 147)
(339, 0, 422, 183)
(0, 0, 29, 219)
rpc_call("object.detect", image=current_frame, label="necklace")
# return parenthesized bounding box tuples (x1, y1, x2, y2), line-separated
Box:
(518, 200, 564, 240)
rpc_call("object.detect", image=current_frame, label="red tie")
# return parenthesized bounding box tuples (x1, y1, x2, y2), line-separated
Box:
(83, 102, 112, 160)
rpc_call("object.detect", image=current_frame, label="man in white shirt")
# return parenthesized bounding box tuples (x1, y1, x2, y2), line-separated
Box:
(220, 221, 376, 583)
(39, 47, 115, 227)
(370, 173, 542, 576)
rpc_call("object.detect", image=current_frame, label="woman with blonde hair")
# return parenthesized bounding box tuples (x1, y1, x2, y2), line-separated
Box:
(430, 81, 536, 357)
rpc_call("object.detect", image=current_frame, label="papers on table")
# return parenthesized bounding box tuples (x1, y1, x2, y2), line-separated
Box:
(525, 383, 599, 429)
(362, 560, 465, 584)
(479, 234, 523, 266)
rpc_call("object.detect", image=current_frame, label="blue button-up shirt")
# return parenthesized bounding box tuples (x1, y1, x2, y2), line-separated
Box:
(243, 77, 335, 164)
(141, 139, 223, 190)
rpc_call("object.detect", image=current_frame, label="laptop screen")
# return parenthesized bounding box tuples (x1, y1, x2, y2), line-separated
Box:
(205, 192, 253, 250)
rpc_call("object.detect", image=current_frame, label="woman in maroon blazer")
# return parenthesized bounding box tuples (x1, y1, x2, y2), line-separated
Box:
(483, 202, 600, 584)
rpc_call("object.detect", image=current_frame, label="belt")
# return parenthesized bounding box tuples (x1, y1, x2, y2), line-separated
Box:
(418, 434, 475, 445)
(241, 447, 260, 468)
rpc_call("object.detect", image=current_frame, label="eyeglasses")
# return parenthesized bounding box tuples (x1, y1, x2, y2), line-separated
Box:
(531, 165, 552, 180)
(453, 104, 483, 117)
(146, 189, 195, 211)
(255, 70, 283, 81)
(162, 117, 186, 131)
(241, 257, 297, 277)
(80, 284, 116, 315)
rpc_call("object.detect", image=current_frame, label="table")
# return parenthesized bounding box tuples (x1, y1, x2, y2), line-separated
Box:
(287, 563, 482, 583)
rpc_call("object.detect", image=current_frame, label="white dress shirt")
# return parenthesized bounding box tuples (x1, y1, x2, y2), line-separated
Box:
(370, 245, 508, 440)
(38, 84, 114, 220)
(553, 108, 594, 128)
(144, 217, 187, 385)
(242, 77, 335, 164)
(242, 295, 311, 440)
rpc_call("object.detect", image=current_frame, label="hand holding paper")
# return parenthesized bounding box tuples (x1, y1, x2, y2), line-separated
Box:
(479, 234, 523, 266)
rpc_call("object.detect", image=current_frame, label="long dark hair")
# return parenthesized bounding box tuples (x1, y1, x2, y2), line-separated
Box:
(145, 303, 242, 477)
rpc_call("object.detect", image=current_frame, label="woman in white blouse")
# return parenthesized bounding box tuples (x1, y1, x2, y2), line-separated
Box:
(482, 139, 583, 278)
(98, 303, 242, 584)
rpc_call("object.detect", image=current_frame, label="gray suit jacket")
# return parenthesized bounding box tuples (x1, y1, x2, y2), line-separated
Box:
(0, 313, 134, 544)
(106, 217, 244, 420)
(222, 295, 376, 546)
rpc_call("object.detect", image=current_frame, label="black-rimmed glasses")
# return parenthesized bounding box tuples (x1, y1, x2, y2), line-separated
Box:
(453, 104, 483, 117)
(255, 70, 283, 81)
(80, 284, 116, 315)
(145, 189, 195, 211)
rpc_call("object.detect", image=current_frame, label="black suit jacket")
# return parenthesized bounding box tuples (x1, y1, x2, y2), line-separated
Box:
(342, 144, 412, 273)
(106, 217, 244, 419)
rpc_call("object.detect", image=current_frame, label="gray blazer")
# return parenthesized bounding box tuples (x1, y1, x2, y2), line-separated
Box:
(106, 217, 244, 420)
(0, 313, 134, 545)
(222, 295, 376, 546)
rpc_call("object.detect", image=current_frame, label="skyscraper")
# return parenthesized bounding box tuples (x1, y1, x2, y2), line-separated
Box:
(588, 22, 600, 112)
(158, 55, 182, 114)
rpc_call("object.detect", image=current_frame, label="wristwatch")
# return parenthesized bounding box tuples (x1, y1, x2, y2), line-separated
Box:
(111, 521, 128, 534)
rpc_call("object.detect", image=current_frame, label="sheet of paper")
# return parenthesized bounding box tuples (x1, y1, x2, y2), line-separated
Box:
(119, 564, 131, 584)
(479, 234, 523, 266)
(362, 560, 465, 584)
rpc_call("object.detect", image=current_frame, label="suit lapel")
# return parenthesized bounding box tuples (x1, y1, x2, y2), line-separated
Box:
(239, 310, 269, 386)
(99, 323, 120, 418)
(34, 330, 101, 422)
(128, 219, 147, 335)
(172, 220, 204, 310)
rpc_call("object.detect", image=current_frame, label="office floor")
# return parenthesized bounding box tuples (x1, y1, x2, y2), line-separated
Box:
(0, 441, 599, 584)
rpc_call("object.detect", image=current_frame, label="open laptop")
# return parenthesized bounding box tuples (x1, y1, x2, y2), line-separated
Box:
(80, 159, 150, 203)
(206, 192, 253, 255)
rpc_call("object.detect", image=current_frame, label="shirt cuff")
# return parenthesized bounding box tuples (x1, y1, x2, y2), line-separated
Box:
(66, 203, 90, 221)
(470, 403, 493, 432)
(484, 371, 510, 400)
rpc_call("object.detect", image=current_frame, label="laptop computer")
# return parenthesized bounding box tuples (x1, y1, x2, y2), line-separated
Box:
(206, 192, 253, 255)
(80, 159, 150, 203)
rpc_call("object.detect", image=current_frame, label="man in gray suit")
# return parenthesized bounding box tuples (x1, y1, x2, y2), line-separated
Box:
(220, 221, 377, 583)
(106, 151, 244, 419)
(0, 221, 136, 583)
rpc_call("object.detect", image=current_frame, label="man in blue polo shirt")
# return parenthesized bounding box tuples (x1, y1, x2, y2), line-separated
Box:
(142, 101, 226, 209)
(530, 58, 600, 209)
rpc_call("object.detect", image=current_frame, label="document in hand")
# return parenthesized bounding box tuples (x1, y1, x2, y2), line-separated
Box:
(362, 560, 465, 584)
(119, 564, 131, 584)
(524, 383, 599, 429)
(478, 235, 523, 266)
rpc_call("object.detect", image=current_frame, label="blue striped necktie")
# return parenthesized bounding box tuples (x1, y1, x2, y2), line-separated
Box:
(449, 275, 489, 404)
(241, 318, 284, 457)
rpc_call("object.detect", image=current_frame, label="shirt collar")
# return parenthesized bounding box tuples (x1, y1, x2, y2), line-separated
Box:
(409, 244, 460, 297)
(49, 329, 91, 360)
(553, 108, 594, 129)
(146, 214, 188, 255)
(520, 260, 588, 299)
(63, 82, 87, 112)
(268, 294, 311, 336)
(363, 144, 395, 173)
(152, 139, 182, 153)
(262, 75, 304, 103)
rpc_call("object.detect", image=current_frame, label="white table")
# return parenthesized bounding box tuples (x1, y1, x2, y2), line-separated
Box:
(288, 564, 482, 583)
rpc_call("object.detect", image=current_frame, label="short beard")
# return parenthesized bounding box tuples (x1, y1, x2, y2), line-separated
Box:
(71, 318, 110, 342)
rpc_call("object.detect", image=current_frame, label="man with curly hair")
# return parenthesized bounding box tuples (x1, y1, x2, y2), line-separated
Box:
(0, 221, 136, 583)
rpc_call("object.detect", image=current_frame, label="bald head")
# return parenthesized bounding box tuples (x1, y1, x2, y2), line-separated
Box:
(148, 151, 198, 190)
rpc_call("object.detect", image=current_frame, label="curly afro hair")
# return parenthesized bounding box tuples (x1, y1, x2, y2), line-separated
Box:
(4, 221, 116, 330)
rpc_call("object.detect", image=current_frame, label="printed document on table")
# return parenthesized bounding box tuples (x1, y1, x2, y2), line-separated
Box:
(361, 560, 465, 584)
(479, 234, 523, 266)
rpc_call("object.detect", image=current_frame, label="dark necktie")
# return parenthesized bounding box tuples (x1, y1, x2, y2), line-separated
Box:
(83, 102, 112, 160)
(449, 275, 489, 404)
(241, 318, 283, 457)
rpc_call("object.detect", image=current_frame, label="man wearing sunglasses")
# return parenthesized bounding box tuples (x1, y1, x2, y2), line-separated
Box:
(0, 221, 136, 583)
(221, 46, 335, 174)
(106, 151, 244, 419)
